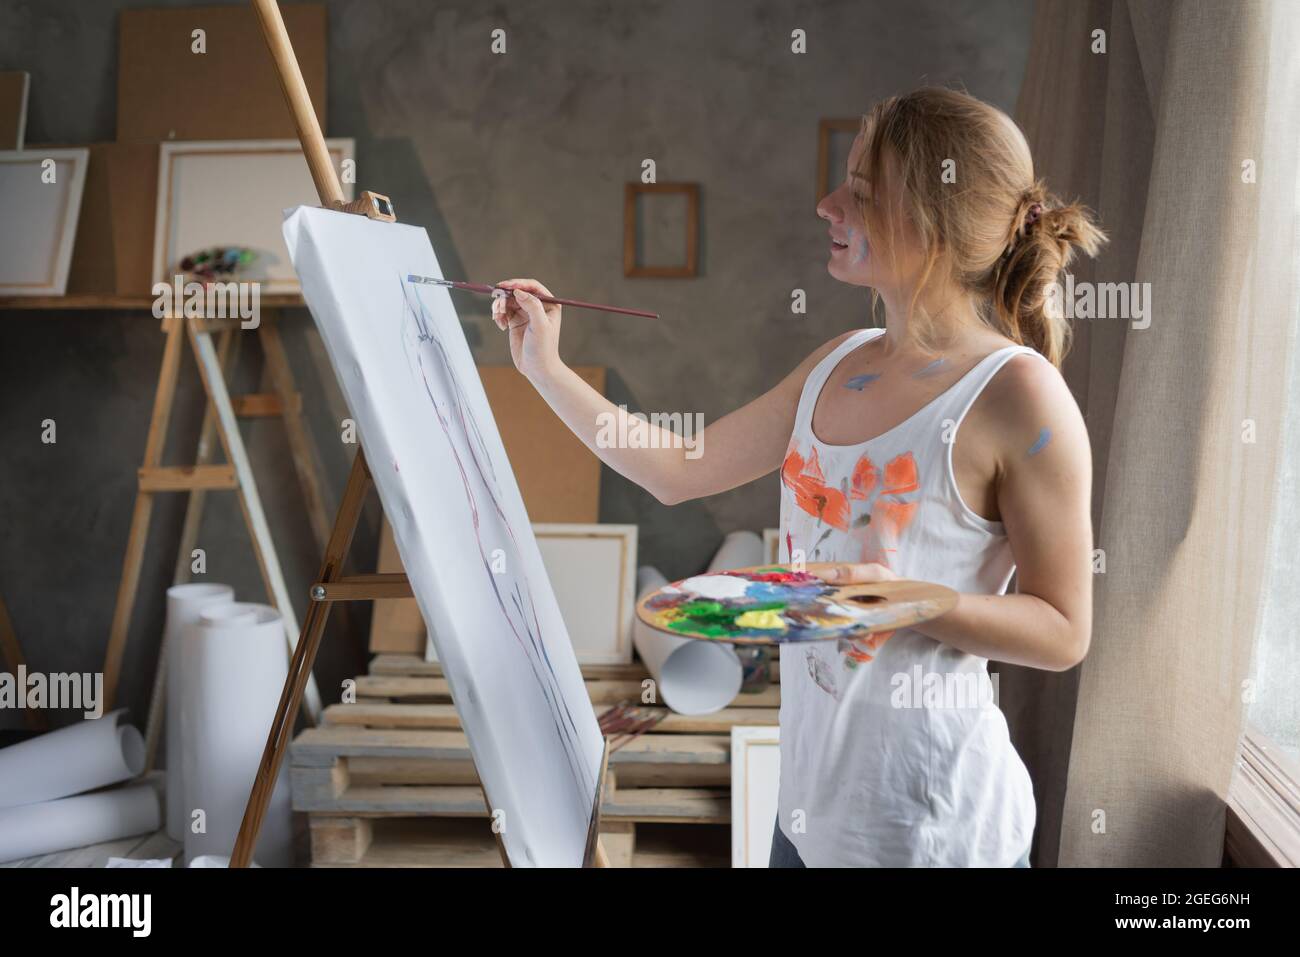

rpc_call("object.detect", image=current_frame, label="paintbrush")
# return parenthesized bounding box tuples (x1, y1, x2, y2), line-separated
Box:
(597, 701, 668, 752)
(407, 275, 659, 319)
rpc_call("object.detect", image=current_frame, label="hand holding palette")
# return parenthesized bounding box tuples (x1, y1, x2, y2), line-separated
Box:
(635, 565, 956, 645)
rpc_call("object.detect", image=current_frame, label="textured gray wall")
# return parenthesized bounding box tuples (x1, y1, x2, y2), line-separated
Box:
(0, 0, 1032, 731)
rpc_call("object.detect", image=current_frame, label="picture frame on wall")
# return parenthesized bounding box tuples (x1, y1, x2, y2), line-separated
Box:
(0, 148, 89, 296)
(623, 182, 700, 278)
(152, 138, 354, 295)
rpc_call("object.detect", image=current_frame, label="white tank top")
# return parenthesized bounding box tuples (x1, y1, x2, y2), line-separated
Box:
(776, 327, 1039, 866)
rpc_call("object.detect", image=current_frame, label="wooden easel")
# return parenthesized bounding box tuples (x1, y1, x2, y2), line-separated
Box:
(134, 310, 345, 769)
(231, 0, 609, 868)
(101, 304, 325, 728)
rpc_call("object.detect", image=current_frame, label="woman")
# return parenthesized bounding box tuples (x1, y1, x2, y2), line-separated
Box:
(492, 87, 1105, 867)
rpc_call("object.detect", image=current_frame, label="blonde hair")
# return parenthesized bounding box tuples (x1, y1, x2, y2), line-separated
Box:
(856, 86, 1108, 368)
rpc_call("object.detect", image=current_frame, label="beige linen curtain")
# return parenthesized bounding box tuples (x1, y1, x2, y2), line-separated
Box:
(1000, 0, 1300, 866)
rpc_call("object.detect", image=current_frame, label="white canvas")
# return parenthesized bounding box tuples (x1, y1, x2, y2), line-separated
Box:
(425, 523, 638, 666)
(0, 148, 88, 295)
(154, 139, 354, 293)
(535, 524, 636, 665)
(731, 725, 781, 867)
(283, 206, 604, 867)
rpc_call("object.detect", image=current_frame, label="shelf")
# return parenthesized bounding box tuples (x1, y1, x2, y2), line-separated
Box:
(0, 293, 307, 312)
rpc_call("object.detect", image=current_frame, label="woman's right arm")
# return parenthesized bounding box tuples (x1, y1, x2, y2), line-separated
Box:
(495, 278, 852, 506)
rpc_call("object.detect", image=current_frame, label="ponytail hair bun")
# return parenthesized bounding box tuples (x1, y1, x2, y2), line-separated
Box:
(991, 182, 1108, 367)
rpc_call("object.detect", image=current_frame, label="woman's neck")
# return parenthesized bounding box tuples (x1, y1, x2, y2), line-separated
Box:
(874, 286, 992, 357)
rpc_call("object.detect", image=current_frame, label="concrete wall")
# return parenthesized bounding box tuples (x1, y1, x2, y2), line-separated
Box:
(0, 0, 1032, 730)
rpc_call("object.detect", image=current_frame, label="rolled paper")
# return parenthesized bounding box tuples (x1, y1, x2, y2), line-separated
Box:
(181, 603, 293, 867)
(106, 857, 173, 868)
(187, 854, 262, 868)
(631, 533, 760, 716)
(0, 709, 145, 810)
(163, 583, 235, 840)
(0, 784, 160, 864)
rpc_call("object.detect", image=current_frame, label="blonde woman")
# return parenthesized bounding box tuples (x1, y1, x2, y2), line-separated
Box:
(494, 87, 1106, 867)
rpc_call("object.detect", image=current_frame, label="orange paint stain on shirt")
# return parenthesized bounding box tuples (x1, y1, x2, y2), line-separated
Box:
(781, 445, 850, 530)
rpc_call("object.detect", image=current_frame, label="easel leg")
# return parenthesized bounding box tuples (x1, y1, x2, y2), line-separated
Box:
(103, 317, 186, 710)
(186, 318, 322, 723)
(142, 327, 238, 771)
(231, 450, 372, 867)
(258, 317, 332, 550)
(171, 326, 239, 589)
(258, 316, 356, 639)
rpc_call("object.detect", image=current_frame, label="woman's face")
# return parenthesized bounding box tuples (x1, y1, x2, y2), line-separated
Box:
(817, 134, 926, 294)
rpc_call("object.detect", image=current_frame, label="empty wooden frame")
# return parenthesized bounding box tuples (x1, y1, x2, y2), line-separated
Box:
(816, 117, 862, 203)
(623, 182, 699, 278)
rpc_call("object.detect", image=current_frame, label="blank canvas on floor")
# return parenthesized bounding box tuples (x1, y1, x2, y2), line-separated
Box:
(284, 206, 604, 867)
(731, 725, 781, 868)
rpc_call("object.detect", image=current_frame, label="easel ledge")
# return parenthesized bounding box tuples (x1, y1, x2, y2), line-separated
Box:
(232, 0, 609, 869)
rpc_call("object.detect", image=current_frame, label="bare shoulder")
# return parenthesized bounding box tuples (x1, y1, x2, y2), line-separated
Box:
(812, 328, 864, 364)
(978, 352, 1091, 476)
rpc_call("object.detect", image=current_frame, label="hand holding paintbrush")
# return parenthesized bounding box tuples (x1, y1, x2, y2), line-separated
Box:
(486, 277, 572, 383)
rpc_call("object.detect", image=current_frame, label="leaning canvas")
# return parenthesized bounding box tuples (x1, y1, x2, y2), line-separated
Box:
(0, 148, 88, 295)
(283, 206, 604, 867)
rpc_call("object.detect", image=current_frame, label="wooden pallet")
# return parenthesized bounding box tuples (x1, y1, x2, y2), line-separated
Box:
(305, 816, 730, 868)
(292, 652, 779, 866)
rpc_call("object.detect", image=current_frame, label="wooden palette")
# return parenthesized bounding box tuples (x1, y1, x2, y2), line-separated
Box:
(635, 565, 957, 646)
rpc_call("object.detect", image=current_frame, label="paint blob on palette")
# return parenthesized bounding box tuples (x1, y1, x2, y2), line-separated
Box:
(635, 565, 957, 645)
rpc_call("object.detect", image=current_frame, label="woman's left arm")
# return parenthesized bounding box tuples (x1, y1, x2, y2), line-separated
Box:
(818, 355, 1094, 672)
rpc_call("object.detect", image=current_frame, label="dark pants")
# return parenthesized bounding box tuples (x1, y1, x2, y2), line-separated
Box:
(768, 819, 806, 867)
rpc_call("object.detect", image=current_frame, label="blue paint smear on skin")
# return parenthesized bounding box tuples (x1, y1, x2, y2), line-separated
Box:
(844, 373, 881, 391)
(849, 227, 869, 265)
(1027, 427, 1052, 456)
(913, 358, 947, 379)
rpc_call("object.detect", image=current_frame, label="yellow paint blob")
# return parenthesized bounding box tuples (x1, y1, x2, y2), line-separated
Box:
(735, 609, 787, 631)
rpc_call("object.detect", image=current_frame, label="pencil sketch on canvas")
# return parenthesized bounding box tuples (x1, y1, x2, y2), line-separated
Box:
(283, 206, 603, 866)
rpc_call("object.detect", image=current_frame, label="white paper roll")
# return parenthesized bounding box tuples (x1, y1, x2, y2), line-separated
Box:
(181, 603, 293, 867)
(0, 709, 145, 810)
(0, 784, 160, 864)
(163, 583, 235, 840)
(634, 561, 745, 717)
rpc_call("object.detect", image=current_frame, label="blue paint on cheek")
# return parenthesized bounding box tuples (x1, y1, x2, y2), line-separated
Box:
(850, 228, 869, 264)
(1027, 427, 1052, 456)
(844, 373, 881, 391)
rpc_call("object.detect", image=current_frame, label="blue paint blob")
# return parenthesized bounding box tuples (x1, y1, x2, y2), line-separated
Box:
(1027, 427, 1052, 456)
(850, 227, 869, 265)
(844, 373, 881, 391)
(912, 358, 947, 379)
